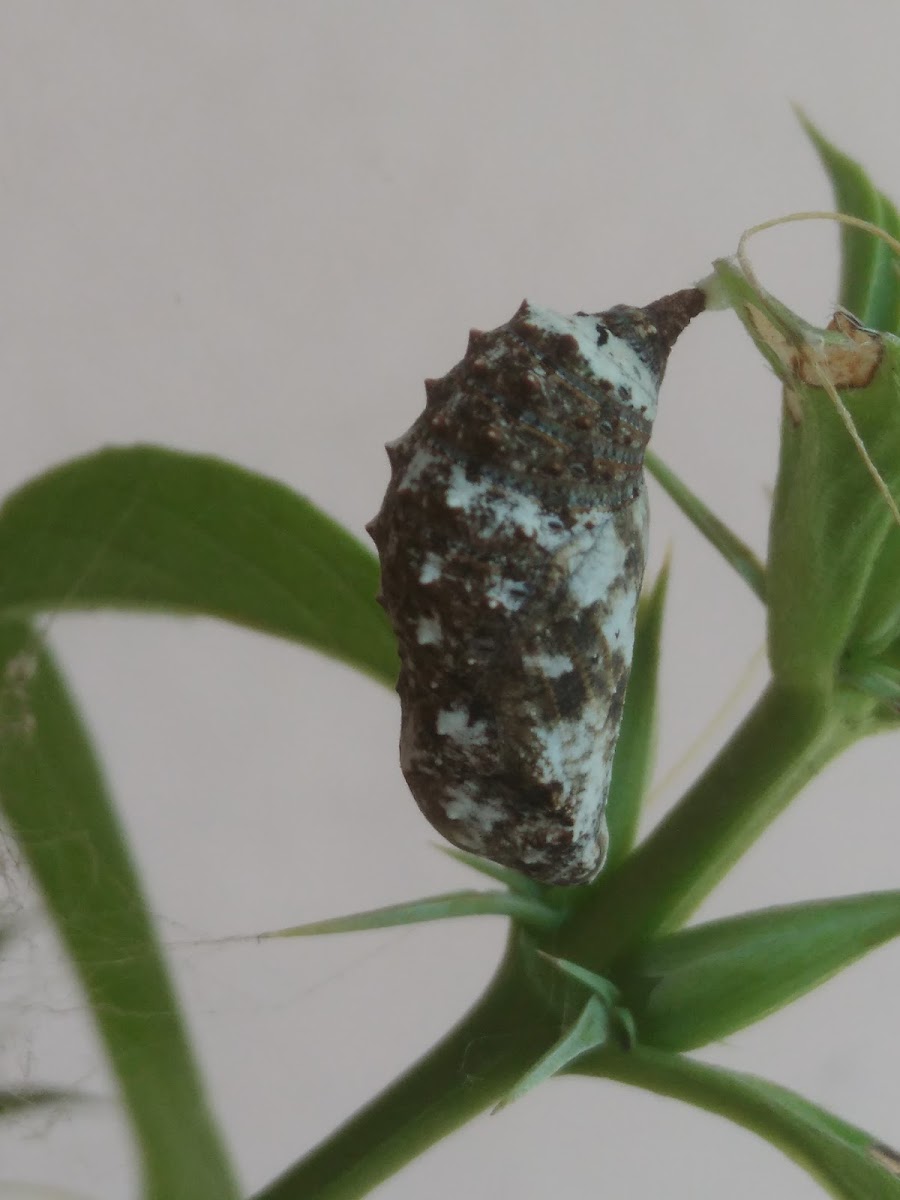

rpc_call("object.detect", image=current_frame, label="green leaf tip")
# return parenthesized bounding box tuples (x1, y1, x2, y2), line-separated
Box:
(799, 112, 900, 334)
(436, 844, 544, 896)
(536, 952, 621, 1007)
(493, 995, 614, 1113)
(259, 888, 562, 938)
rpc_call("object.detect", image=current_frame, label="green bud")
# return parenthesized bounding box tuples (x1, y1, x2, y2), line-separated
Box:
(713, 258, 900, 706)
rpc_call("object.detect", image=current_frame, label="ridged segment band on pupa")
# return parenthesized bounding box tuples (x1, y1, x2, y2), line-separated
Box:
(368, 289, 704, 886)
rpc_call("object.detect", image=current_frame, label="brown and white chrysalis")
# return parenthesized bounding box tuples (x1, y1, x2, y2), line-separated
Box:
(367, 290, 704, 886)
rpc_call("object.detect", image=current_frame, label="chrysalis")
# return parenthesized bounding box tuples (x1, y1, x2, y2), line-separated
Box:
(367, 289, 704, 886)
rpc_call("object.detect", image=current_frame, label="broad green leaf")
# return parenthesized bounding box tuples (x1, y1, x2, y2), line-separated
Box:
(0, 621, 239, 1200)
(616, 890, 900, 1051)
(604, 562, 670, 869)
(0, 446, 397, 688)
(258, 888, 561, 937)
(579, 1044, 900, 1199)
(800, 113, 900, 333)
(495, 996, 613, 1112)
(646, 455, 766, 601)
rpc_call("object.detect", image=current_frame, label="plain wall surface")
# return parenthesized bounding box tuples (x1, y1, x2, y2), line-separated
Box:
(1, 3, 899, 1197)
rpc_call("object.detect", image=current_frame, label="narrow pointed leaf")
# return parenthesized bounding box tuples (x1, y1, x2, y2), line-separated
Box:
(538, 953, 620, 1008)
(495, 996, 612, 1112)
(538, 953, 637, 1046)
(800, 113, 900, 332)
(0, 621, 239, 1200)
(617, 890, 900, 1051)
(0, 446, 397, 687)
(646, 453, 766, 600)
(579, 1044, 900, 1199)
(604, 562, 670, 868)
(259, 889, 562, 938)
(437, 845, 544, 897)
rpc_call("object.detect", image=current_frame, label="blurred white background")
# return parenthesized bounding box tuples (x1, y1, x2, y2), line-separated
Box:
(1, 3, 899, 1197)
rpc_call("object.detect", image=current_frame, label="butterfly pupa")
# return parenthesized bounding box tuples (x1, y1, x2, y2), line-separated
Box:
(367, 289, 704, 885)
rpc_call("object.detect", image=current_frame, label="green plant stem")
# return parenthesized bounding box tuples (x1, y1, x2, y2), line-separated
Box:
(561, 682, 872, 970)
(252, 943, 554, 1200)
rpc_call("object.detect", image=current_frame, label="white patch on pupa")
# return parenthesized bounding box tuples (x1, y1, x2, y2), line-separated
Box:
(565, 514, 632, 609)
(416, 616, 442, 645)
(419, 552, 444, 584)
(601, 570, 642, 646)
(397, 446, 440, 491)
(522, 652, 574, 678)
(485, 575, 529, 611)
(436, 705, 489, 747)
(532, 715, 599, 790)
(444, 465, 549, 541)
(444, 784, 504, 834)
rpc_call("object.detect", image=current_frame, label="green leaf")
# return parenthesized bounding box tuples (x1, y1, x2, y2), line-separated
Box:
(0, 621, 239, 1200)
(616, 890, 900, 1051)
(0, 446, 398, 687)
(537, 953, 638, 1046)
(580, 1044, 900, 1199)
(604, 562, 670, 868)
(258, 888, 562, 937)
(646, 454, 766, 601)
(437, 845, 544, 897)
(800, 113, 900, 333)
(495, 996, 614, 1112)
(537, 953, 621, 1007)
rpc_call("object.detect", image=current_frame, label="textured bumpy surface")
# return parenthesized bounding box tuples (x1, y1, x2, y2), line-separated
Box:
(368, 291, 703, 886)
